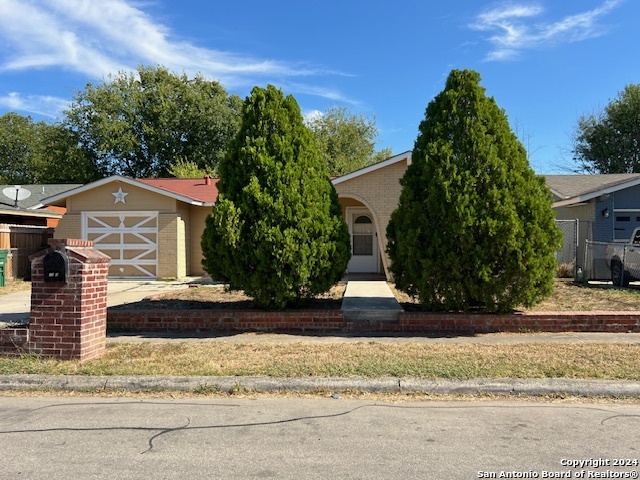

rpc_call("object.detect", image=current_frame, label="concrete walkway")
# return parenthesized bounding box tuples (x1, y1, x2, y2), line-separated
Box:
(340, 280, 403, 322)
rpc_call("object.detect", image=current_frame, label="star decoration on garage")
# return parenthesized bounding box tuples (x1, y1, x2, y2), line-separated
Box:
(112, 187, 129, 204)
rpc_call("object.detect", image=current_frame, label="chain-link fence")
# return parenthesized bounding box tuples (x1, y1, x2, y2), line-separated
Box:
(582, 240, 610, 282)
(555, 219, 592, 278)
(584, 239, 640, 286)
(555, 220, 577, 272)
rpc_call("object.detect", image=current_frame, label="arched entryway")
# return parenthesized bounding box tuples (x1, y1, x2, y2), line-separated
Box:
(347, 209, 379, 273)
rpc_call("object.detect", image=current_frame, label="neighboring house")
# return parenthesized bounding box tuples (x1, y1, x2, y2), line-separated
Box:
(0, 183, 81, 278)
(546, 174, 640, 243)
(0, 183, 81, 279)
(31, 153, 640, 281)
(0, 184, 80, 227)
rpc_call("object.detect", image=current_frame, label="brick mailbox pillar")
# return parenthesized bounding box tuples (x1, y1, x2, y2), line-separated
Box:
(29, 239, 110, 360)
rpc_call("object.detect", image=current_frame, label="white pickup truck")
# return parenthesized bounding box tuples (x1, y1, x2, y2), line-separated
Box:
(606, 227, 640, 286)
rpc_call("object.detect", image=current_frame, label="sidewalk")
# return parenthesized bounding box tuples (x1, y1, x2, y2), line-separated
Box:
(106, 330, 640, 344)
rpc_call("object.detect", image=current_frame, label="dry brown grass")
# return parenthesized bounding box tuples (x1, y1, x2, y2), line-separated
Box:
(390, 280, 640, 312)
(0, 279, 30, 296)
(114, 283, 346, 310)
(1, 342, 639, 380)
(6, 278, 639, 312)
(525, 281, 640, 311)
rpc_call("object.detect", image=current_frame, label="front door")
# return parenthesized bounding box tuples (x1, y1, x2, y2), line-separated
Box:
(347, 209, 379, 273)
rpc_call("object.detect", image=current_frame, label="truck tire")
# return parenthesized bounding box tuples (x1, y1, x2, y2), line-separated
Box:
(611, 260, 630, 287)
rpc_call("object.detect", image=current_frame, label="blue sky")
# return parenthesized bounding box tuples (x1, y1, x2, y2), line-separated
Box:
(1, 0, 638, 173)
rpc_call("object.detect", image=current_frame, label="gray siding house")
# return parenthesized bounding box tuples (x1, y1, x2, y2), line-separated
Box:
(546, 174, 640, 243)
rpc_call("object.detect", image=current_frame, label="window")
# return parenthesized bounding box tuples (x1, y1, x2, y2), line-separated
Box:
(353, 215, 373, 256)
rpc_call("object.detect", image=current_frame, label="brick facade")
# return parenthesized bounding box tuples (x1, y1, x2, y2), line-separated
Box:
(53, 213, 81, 240)
(157, 213, 180, 278)
(335, 157, 409, 278)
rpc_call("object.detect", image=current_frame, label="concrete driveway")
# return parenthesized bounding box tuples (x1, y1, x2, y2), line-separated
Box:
(0, 277, 213, 326)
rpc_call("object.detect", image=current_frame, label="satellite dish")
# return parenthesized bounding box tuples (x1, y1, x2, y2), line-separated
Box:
(2, 186, 32, 207)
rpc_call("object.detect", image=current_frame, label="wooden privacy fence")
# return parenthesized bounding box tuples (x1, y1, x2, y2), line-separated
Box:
(0, 224, 54, 279)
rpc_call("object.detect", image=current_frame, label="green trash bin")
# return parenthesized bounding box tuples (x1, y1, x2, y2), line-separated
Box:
(0, 249, 7, 287)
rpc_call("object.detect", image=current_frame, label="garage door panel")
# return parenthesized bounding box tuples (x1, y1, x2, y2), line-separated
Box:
(83, 212, 158, 278)
(88, 232, 121, 244)
(110, 264, 157, 278)
(133, 217, 157, 228)
(87, 217, 114, 228)
(123, 249, 157, 260)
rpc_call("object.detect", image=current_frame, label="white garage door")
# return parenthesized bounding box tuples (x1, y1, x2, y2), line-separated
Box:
(82, 212, 158, 278)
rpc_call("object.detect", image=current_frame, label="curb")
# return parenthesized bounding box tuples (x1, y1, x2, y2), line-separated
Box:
(1, 375, 639, 397)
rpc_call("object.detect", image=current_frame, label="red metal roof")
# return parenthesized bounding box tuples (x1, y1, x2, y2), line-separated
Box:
(137, 176, 219, 203)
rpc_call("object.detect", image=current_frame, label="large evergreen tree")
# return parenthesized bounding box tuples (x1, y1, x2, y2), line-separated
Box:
(201, 85, 350, 309)
(387, 69, 561, 313)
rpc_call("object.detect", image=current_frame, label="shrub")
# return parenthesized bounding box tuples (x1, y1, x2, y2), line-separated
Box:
(201, 85, 350, 309)
(386, 69, 562, 313)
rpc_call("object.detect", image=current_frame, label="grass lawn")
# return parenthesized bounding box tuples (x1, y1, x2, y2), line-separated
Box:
(1, 342, 639, 380)
(2, 279, 639, 382)
(392, 280, 640, 312)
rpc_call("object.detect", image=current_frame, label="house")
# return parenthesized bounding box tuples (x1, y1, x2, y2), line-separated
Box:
(0, 184, 80, 227)
(546, 174, 640, 243)
(33, 152, 412, 280)
(333, 151, 411, 279)
(32, 151, 640, 281)
(0, 183, 80, 279)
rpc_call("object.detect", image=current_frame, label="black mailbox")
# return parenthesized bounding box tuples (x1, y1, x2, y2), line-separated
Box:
(43, 250, 68, 283)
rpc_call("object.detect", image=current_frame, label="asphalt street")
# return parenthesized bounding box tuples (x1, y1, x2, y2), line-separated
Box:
(0, 396, 638, 479)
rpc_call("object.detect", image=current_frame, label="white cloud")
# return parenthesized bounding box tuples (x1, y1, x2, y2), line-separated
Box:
(0, 0, 343, 89)
(285, 83, 360, 106)
(302, 109, 324, 125)
(470, 0, 622, 61)
(0, 93, 69, 118)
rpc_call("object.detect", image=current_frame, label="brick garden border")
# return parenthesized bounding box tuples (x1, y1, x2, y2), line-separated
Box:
(3, 309, 639, 357)
(107, 309, 640, 334)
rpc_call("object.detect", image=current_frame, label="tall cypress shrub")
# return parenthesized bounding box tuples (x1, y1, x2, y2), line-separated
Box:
(201, 85, 350, 309)
(386, 70, 561, 313)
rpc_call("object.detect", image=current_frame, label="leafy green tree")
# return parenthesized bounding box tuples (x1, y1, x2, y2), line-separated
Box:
(573, 84, 640, 173)
(201, 85, 350, 309)
(37, 124, 99, 183)
(167, 158, 207, 178)
(64, 65, 242, 178)
(386, 69, 561, 313)
(307, 106, 392, 176)
(0, 112, 40, 184)
(0, 112, 95, 184)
